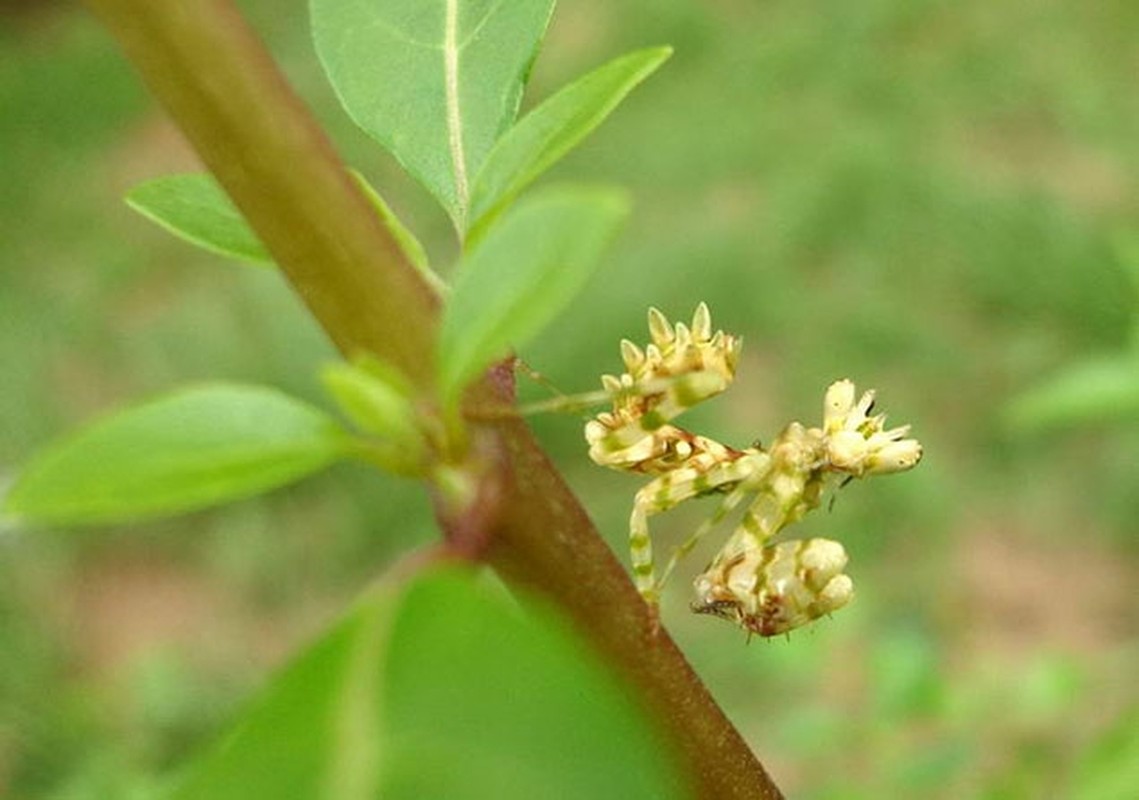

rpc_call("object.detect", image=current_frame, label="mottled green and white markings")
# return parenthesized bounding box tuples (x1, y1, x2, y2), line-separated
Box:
(584, 304, 924, 637)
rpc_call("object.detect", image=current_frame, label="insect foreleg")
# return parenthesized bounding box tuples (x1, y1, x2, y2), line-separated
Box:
(629, 454, 765, 605)
(657, 458, 770, 590)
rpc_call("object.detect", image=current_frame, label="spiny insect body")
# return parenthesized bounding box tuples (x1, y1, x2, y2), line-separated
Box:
(584, 303, 922, 637)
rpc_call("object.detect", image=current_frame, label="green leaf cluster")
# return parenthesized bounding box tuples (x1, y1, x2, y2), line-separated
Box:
(311, 0, 668, 403)
(124, 0, 669, 411)
(8, 0, 671, 529)
(2, 6, 677, 794)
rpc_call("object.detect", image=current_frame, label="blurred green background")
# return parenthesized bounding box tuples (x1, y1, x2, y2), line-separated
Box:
(2, 1, 1136, 797)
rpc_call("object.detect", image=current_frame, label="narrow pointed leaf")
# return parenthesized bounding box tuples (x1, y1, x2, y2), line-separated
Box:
(1004, 357, 1139, 433)
(470, 47, 672, 232)
(126, 173, 271, 264)
(167, 567, 687, 800)
(438, 187, 629, 401)
(311, 0, 556, 223)
(3, 384, 352, 526)
(352, 170, 445, 294)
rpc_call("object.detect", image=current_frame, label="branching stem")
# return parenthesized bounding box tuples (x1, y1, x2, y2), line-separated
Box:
(79, 2, 784, 798)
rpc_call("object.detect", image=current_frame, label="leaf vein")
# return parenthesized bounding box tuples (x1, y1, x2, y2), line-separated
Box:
(358, 11, 439, 50)
(444, 0, 469, 219)
(457, 0, 510, 51)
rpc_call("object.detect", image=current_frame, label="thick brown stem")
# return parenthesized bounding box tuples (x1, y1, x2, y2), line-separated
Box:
(80, 1, 784, 797)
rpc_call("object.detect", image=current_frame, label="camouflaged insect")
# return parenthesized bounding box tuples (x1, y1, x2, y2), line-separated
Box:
(585, 304, 922, 637)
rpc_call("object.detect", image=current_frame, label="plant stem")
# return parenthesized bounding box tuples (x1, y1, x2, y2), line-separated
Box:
(82, 0, 439, 390)
(81, 1, 784, 797)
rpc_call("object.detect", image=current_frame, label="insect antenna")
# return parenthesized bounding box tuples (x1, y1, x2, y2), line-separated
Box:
(513, 356, 568, 399)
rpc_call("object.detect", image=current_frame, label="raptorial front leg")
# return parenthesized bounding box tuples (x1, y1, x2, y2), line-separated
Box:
(586, 370, 733, 470)
(628, 455, 763, 606)
(585, 304, 743, 473)
(657, 461, 771, 590)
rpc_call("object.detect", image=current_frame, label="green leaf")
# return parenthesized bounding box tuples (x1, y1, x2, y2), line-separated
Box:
(1004, 357, 1139, 433)
(379, 569, 688, 800)
(127, 171, 440, 289)
(169, 589, 395, 800)
(125, 173, 271, 264)
(321, 357, 419, 442)
(469, 47, 671, 233)
(351, 170, 445, 295)
(311, 0, 556, 224)
(320, 356, 426, 476)
(3, 384, 352, 526)
(438, 186, 629, 401)
(167, 567, 688, 800)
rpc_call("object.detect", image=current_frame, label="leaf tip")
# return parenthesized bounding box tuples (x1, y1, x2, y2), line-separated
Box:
(625, 45, 673, 77)
(122, 182, 158, 220)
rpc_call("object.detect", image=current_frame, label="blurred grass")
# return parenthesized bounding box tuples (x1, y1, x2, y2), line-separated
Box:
(1, 0, 1136, 798)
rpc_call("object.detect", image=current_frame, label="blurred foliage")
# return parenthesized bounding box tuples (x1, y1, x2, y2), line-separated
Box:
(1, 0, 1135, 798)
(1005, 232, 1139, 433)
(168, 568, 686, 800)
